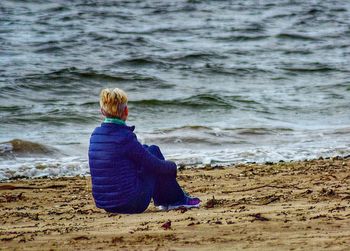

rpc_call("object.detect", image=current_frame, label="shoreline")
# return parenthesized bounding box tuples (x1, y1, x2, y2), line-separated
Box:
(2, 154, 350, 182)
(1, 157, 350, 250)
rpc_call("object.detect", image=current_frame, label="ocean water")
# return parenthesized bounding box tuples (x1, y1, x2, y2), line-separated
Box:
(1, 0, 350, 180)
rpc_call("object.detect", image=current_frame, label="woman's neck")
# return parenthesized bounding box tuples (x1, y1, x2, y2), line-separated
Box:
(103, 117, 126, 125)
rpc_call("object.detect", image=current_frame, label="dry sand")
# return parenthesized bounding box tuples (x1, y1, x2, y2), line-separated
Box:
(1, 157, 350, 251)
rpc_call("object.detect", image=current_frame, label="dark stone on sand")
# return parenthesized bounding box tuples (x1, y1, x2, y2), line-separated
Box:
(161, 220, 172, 230)
(332, 156, 342, 160)
(178, 164, 186, 171)
(250, 213, 269, 222)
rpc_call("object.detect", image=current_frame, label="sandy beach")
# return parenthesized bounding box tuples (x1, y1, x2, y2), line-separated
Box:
(1, 157, 350, 251)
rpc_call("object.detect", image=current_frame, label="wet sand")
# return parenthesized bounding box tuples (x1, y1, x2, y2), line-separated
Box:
(1, 157, 350, 250)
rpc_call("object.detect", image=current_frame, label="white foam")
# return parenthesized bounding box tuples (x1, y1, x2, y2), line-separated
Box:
(0, 156, 89, 180)
(0, 144, 349, 181)
(0, 143, 13, 154)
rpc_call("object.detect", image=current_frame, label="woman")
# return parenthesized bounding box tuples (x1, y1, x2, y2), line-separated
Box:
(88, 88, 200, 214)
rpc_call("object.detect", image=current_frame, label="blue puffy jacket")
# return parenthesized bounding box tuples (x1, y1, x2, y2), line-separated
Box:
(88, 122, 177, 211)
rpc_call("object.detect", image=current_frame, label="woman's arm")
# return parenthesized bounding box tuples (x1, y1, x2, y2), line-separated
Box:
(126, 137, 177, 177)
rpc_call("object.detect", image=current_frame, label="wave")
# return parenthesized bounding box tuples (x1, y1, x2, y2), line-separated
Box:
(214, 35, 269, 42)
(143, 131, 247, 146)
(278, 62, 344, 74)
(167, 52, 224, 61)
(3, 112, 98, 125)
(234, 127, 293, 136)
(156, 125, 213, 133)
(280, 66, 338, 73)
(266, 13, 297, 19)
(155, 125, 293, 135)
(12, 68, 166, 87)
(330, 7, 347, 12)
(0, 105, 25, 113)
(140, 125, 296, 147)
(0, 139, 59, 158)
(197, 64, 272, 76)
(86, 32, 114, 42)
(228, 23, 265, 33)
(315, 82, 350, 91)
(46, 5, 70, 12)
(144, 135, 233, 145)
(34, 46, 65, 54)
(275, 33, 318, 41)
(130, 94, 260, 109)
(282, 49, 313, 55)
(141, 126, 295, 149)
(117, 57, 164, 66)
(44, 67, 161, 82)
(113, 25, 205, 35)
(131, 95, 232, 108)
(116, 52, 223, 67)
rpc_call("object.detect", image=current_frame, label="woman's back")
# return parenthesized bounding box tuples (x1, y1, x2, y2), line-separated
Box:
(89, 122, 139, 210)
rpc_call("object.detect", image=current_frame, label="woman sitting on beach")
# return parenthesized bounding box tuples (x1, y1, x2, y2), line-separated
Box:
(88, 88, 201, 214)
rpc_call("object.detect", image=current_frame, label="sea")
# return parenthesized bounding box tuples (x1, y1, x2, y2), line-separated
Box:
(1, 0, 349, 180)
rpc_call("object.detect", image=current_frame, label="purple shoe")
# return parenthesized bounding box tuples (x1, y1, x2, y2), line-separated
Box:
(158, 196, 201, 211)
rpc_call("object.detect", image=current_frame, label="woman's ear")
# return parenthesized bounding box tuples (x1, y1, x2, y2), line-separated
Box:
(124, 106, 129, 118)
(120, 106, 128, 120)
(101, 108, 106, 117)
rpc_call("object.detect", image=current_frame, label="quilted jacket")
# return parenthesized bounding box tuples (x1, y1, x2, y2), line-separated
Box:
(88, 122, 177, 210)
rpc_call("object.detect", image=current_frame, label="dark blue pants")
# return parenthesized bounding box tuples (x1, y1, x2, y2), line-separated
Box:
(106, 145, 185, 214)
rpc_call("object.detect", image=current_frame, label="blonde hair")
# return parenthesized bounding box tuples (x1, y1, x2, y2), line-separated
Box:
(99, 88, 128, 117)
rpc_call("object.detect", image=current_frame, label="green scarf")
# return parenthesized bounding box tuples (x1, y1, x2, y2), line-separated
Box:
(103, 117, 126, 125)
